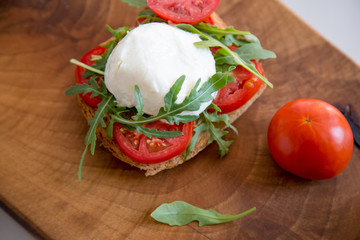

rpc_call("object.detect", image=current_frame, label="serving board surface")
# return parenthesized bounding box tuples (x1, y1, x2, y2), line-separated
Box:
(1, 0, 359, 239)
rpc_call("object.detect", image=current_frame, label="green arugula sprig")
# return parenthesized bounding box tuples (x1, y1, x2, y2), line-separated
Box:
(120, 0, 148, 8)
(176, 24, 275, 88)
(151, 201, 256, 226)
(185, 108, 237, 159)
(65, 79, 116, 181)
(191, 23, 276, 75)
(195, 22, 250, 39)
(109, 73, 229, 127)
(82, 25, 129, 79)
(137, 9, 166, 24)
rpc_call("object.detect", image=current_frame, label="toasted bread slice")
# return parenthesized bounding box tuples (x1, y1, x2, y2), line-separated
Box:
(76, 13, 267, 176)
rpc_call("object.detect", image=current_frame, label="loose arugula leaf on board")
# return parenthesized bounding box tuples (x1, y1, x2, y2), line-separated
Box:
(119, 0, 148, 8)
(151, 201, 256, 226)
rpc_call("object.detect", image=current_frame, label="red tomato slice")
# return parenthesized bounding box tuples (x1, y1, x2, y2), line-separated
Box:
(202, 15, 214, 25)
(212, 60, 265, 113)
(75, 45, 106, 108)
(113, 121, 194, 164)
(147, 0, 220, 24)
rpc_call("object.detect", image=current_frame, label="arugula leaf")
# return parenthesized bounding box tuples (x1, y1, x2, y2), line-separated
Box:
(184, 123, 207, 160)
(83, 40, 117, 79)
(235, 41, 277, 63)
(203, 115, 233, 157)
(106, 25, 129, 41)
(65, 79, 101, 97)
(158, 73, 227, 124)
(135, 125, 183, 138)
(204, 111, 238, 135)
(175, 24, 274, 88)
(138, 8, 155, 16)
(65, 79, 116, 181)
(222, 34, 247, 46)
(213, 54, 237, 76)
(119, 0, 148, 8)
(183, 110, 236, 159)
(151, 201, 256, 226)
(195, 22, 250, 40)
(137, 9, 166, 24)
(194, 23, 249, 47)
(184, 110, 236, 159)
(86, 95, 115, 153)
(163, 75, 185, 112)
(110, 73, 228, 131)
(132, 85, 144, 120)
(80, 25, 129, 79)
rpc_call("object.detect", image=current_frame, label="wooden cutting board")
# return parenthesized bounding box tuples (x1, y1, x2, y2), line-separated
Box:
(1, 0, 359, 239)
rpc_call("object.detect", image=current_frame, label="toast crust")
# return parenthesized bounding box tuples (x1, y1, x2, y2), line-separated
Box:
(76, 13, 267, 176)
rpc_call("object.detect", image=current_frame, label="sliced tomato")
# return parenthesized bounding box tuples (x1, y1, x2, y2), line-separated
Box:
(147, 0, 220, 24)
(75, 45, 106, 108)
(202, 15, 214, 25)
(113, 121, 194, 164)
(212, 60, 265, 113)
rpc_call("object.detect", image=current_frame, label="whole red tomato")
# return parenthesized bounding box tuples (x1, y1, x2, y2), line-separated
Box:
(267, 99, 354, 180)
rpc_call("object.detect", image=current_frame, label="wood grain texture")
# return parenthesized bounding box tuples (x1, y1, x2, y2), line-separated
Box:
(0, 0, 359, 239)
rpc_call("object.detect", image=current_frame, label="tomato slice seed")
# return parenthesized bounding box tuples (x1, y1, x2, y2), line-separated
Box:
(147, 138, 171, 152)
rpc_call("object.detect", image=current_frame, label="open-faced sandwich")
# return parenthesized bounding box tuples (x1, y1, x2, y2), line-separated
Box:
(65, 0, 276, 179)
